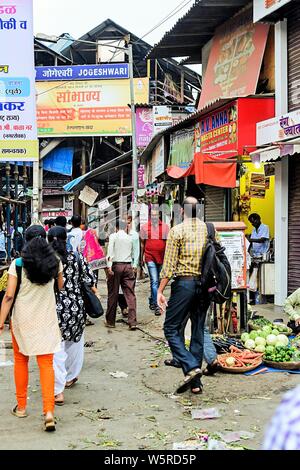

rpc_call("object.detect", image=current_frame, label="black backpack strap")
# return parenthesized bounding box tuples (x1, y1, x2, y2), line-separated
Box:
(205, 222, 216, 240)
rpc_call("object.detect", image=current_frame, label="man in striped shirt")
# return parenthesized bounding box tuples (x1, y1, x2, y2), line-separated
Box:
(158, 197, 209, 395)
(263, 385, 300, 450)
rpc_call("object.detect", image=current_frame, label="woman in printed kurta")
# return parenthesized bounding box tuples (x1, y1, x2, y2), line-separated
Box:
(48, 226, 96, 405)
(0, 225, 64, 432)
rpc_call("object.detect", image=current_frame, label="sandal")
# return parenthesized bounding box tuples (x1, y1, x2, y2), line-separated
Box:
(44, 415, 56, 432)
(203, 361, 220, 376)
(190, 377, 203, 395)
(176, 368, 202, 394)
(55, 394, 64, 406)
(65, 378, 78, 389)
(164, 359, 181, 369)
(11, 405, 27, 418)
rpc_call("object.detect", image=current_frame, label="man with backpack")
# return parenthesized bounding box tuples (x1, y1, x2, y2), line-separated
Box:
(158, 197, 231, 395)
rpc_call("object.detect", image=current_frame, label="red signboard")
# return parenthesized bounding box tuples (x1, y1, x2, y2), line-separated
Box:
(199, 7, 269, 110)
(195, 102, 238, 157)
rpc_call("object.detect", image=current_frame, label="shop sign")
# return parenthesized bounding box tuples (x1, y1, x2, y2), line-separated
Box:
(169, 127, 194, 169)
(0, 0, 38, 161)
(152, 138, 165, 179)
(199, 7, 269, 110)
(44, 176, 71, 188)
(136, 108, 153, 148)
(79, 185, 98, 206)
(36, 78, 149, 137)
(153, 106, 173, 135)
(42, 210, 72, 219)
(257, 109, 300, 146)
(253, 0, 292, 22)
(36, 64, 129, 81)
(195, 102, 238, 155)
(138, 165, 145, 189)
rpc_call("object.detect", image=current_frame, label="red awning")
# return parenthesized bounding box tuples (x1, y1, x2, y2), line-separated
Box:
(167, 152, 236, 188)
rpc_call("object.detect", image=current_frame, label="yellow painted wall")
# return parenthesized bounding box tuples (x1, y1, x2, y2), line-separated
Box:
(239, 163, 275, 238)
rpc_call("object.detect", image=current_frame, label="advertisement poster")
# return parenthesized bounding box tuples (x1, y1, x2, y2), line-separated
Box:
(0, 0, 38, 161)
(169, 128, 194, 169)
(218, 231, 247, 289)
(254, 0, 291, 22)
(152, 139, 165, 179)
(36, 78, 149, 137)
(199, 7, 269, 110)
(257, 110, 300, 146)
(136, 107, 153, 148)
(195, 102, 238, 155)
(153, 106, 173, 135)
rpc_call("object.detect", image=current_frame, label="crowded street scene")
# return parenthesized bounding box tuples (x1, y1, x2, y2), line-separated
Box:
(1, 0, 300, 456)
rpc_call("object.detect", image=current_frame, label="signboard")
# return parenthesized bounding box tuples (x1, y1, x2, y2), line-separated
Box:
(136, 107, 153, 148)
(152, 139, 165, 179)
(257, 110, 300, 146)
(36, 64, 129, 81)
(36, 78, 149, 137)
(153, 106, 173, 135)
(79, 185, 98, 206)
(219, 231, 247, 289)
(0, 0, 38, 161)
(138, 165, 145, 189)
(254, 0, 292, 22)
(98, 198, 110, 211)
(199, 7, 269, 110)
(169, 128, 194, 169)
(195, 102, 238, 155)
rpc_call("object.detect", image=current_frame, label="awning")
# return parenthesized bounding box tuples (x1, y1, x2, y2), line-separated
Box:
(63, 150, 133, 193)
(167, 153, 237, 188)
(250, 139, 300, 163)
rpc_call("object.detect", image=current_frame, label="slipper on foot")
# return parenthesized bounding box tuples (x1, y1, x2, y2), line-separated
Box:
(176, 368, 202, 394)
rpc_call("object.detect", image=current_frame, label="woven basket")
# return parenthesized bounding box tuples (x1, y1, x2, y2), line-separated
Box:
(247, 320, 292, 336)
(263, 359, 300, 370)
(247, 320, 271, 331)
(218, 353, 262, 374)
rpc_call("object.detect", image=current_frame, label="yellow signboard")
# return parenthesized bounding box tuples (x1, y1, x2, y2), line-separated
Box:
(36, 78, 149, 137)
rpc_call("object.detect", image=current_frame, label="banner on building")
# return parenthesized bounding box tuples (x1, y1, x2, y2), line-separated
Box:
(36, 78, 149, 137)
(195, 102, 238, 155)
(136, 107, 153, 148)
(169, 128, 194, 170)
(257, 109, 300, 146)
(153, 106, 173, 135)
(199, 7, 269, 110)
(36, 64, 129, 81)
(79, 186, 98, 206)
(0, 0, 38, 161)
(253, 0, 292, 22)
(152, 138, 165, 179)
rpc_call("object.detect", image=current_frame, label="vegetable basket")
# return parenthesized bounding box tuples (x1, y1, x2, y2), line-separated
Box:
(263, 359, 300, 370)
(217, 353, 262, 374)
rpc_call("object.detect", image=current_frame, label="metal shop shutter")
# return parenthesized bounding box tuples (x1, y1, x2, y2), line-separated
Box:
(288, 6, 300, 112)
(204, 186, 226, 222)
(288, 157, 300, 294)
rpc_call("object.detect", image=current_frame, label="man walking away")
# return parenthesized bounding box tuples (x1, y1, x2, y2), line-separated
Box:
(55, 216, 67, 229)
(67, 215, 83, 252)
(158, 197, 209, 394)
(140, 207, 169, 316)
(106, 220, 139, 330)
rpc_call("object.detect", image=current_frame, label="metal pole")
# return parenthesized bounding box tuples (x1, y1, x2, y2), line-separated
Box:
(5, 163, 11, 261)
(22, 163, 28, 229)
(128, 43, 138, 227)
(32, 160, 39, 224)
(81, 145, 86, 221)
(14, 164, 19, 246)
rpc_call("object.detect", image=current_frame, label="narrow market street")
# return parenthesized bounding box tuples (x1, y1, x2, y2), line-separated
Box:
(1, 277, 298, 451)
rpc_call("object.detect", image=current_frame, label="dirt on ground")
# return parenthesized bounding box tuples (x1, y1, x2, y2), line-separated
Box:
(0, 278, 298, 450)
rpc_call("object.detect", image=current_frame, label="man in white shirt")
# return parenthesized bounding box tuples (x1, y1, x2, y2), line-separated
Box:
(106, 220, 139, 330)
(67, 215, 83, 252)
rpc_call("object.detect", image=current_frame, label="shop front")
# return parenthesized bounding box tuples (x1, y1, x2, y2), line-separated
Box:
(167, 97, 275, 223)
(253, 109, 300, 301)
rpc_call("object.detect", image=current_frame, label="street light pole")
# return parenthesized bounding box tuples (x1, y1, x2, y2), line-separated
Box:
(128, 44, 138, 208)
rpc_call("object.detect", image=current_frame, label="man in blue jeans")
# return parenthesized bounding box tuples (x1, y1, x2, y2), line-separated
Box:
(140, 207, 169, 316)
(158, 197, 210, 394)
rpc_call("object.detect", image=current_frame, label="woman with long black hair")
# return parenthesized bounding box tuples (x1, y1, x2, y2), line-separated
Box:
(0, 225, 64, 432)
(48, 226, 96, 406)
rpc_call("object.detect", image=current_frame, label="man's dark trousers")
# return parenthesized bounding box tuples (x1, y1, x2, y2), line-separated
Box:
(164, 278, 209, 375)
(106, 263, 137, 327)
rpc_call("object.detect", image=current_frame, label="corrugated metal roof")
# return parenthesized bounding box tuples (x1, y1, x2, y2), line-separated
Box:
(146, 0, 251, 62)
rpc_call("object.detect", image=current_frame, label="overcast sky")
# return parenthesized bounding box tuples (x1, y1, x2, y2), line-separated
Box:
(33, 0, 200, 72)
(33, 0, 192, 46)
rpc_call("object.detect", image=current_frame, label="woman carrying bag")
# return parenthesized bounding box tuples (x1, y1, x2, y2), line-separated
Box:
(0, 225, 64, 432)
(48, 226, 96, 406)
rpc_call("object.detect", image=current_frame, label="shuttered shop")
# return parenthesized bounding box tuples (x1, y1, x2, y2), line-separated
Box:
(288, 5, 300, 112)
(204, 186, 226, 222)
(288, 158, 300, 294)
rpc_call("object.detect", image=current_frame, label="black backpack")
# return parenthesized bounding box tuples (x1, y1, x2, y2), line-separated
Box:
(201, 223, 231, 304)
